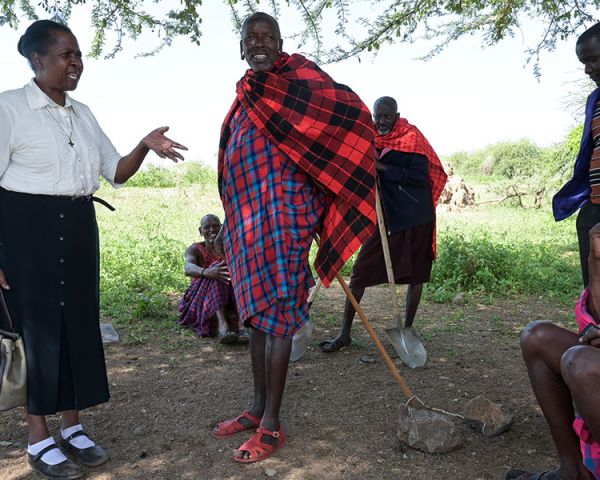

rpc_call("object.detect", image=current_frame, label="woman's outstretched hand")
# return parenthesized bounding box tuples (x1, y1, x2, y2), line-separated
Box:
(143, 127, 188, 162)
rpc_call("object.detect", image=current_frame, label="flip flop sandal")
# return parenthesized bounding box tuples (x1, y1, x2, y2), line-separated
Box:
(233, 426, 286, 464)
(319, 338, 351, 353)
(211, 410, 261, 439)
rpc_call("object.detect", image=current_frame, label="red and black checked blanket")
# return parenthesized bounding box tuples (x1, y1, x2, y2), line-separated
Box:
(375, 118, 447, 257)
(218, 53, 377, 286)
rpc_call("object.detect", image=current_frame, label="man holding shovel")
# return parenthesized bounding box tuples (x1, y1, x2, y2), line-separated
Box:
(321, 96, 447, 354)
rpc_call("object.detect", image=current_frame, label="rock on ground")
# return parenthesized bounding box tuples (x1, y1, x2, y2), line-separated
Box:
(452, 293, 466, 306)
(463, 395, 513, 437)
(438, 163, 475, 210)
(397, 405, 464, 454)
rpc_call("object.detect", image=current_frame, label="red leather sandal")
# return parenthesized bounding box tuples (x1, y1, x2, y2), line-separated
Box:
(233, 426, 286, 464)
(211, 410, 260, 439)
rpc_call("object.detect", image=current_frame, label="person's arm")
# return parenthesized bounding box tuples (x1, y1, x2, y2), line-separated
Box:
(184, 244, 205, 278)
(114, 127, 188, 184)
(183, 243, 231, 283)
(378, 153, 429, 186)
(0, 103, 13, 289)
(0, 101, 13, 183)
(582, 223, 600, 347)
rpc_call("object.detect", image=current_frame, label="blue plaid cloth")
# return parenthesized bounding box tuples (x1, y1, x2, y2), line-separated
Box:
(221, 107, 324, 338)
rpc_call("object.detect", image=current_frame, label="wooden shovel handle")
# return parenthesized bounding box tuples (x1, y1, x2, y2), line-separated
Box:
(375, 186, 401, 322)
(334, 271, 415, 402)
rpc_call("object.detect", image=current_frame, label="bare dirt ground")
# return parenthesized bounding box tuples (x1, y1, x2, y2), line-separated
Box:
(0, 282, 577, 480)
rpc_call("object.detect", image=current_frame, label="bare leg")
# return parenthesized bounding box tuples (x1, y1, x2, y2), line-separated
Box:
(26, 409, 51, 445)
(239, 328, 267, 427)
(561, 346, 600, 440)
(216, 309, 230, 336)
(562, 223, 600, 443)
(520, 321, 593, 479)
(404, 283, 423, 328)
(235, 330, 290, 458)
(261, 334, 292, 430)
(60, 410, 80, 430)
(320, 286, 364, 352)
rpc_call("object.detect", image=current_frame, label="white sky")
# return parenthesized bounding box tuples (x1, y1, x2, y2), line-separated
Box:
(0, 2, 594, 167)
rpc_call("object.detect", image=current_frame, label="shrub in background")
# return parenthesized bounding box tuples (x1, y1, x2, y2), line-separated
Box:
(429, 228, 580, 304)
(126, 162, 216, 188)
(487, 140, 543, 178)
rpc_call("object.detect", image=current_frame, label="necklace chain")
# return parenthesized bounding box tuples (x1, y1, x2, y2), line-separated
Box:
(44, 106, 75, 148)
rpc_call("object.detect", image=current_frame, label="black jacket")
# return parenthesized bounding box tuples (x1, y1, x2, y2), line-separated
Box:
(378, 149, 434, 233)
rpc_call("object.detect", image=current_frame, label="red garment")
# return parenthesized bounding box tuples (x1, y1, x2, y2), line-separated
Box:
(177, 242, 236, 337)
(221, 107, 324, 337)
(218, 53, 377, 286)
(375, 118, 447, 256)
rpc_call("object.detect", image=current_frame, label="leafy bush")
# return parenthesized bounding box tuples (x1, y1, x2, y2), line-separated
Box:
(487, 140, 544, 178)
(543, 124, 585, 190)
(448, 128, 582, 184)
(446, 150, 486, 176)
(428, 230, 579, 303)
(126, 162, 216, 188)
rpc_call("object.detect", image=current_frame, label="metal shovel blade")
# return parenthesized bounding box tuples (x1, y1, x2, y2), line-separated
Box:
(290, 320, 314, 362)
(384, 327, 427, 369)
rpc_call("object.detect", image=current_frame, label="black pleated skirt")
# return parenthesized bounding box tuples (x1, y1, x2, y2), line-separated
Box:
(0, 188, 109, 415)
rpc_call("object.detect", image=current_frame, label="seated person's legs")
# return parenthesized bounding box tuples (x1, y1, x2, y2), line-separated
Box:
(511, 322, 594, 479)
(510, 224, 600, 479)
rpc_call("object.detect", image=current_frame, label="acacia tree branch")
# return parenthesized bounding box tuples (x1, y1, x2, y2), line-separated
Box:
(2, 0, 600, 66)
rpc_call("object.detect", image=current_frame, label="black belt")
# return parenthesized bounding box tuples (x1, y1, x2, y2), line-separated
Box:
(64, 195, 115, 211)
(0, 188, 116, 211)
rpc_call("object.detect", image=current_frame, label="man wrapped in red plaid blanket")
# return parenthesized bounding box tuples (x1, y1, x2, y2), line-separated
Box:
(508, 222, 600, 480)
(211, 12, 377, 463)
(321, 96, 447, 354)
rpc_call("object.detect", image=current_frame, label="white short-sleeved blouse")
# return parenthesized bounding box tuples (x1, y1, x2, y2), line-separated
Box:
(0, 79, 122, 196)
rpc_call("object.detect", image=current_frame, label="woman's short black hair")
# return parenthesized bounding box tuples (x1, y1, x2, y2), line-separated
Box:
(18, 19, 73, 70)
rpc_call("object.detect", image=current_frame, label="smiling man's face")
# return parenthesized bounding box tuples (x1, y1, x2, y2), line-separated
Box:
(240, 16, 283, 73)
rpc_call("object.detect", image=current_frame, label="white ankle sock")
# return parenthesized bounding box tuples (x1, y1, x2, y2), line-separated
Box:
(27, 437, 67, 465)
(61, 424, 95, 449)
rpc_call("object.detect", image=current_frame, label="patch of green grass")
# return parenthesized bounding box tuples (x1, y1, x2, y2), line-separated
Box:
(96, 179, 224, 335)
(428, 205, 580, 305)
(351, 337, 367, 349)
(322, 314, 339, 326)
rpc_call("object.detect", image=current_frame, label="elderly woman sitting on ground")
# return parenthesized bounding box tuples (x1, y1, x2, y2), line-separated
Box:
(178, 214, 248, 345)
(507, 223, 600, 480)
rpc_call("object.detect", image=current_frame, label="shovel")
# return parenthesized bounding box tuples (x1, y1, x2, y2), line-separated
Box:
(315, 238, 463, 431)
(289, 278, 322, 362)
(375, 187, 427, 369)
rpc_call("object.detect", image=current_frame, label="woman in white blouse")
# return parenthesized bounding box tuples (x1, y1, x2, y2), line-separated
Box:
(0, 19, 186, 479)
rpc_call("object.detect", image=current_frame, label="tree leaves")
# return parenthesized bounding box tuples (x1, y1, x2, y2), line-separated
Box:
(1, 0, 599, 63)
